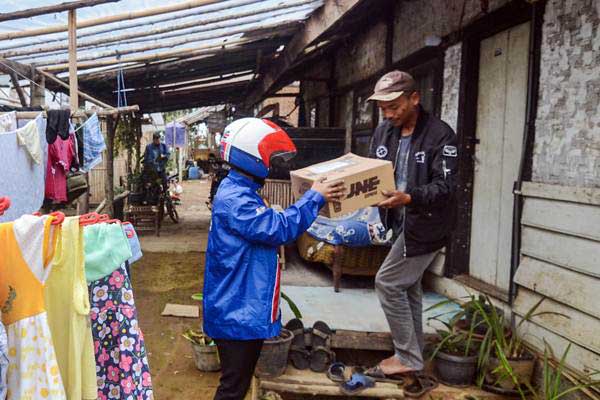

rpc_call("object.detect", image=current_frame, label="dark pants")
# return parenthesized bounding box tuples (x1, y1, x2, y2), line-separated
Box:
(213, 339, 264, 400)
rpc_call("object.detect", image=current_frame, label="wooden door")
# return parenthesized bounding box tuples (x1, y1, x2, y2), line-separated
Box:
(469, 22, 531, 291)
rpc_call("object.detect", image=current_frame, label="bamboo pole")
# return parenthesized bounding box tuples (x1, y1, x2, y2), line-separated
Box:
(40, 35, 284, 72)
(4, 105, 140, 119)
(0, 0, 119, 23)
(0, 0, 223, 41)
(9, 72, 28, 107)
(3, 0, 317, 58)
(38, 69, 113, 109)
(34, 21, 300, 67)
(68, 9, 79, 111)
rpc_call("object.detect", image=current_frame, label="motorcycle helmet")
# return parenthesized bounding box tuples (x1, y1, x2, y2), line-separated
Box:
(220, 118, 296, 179)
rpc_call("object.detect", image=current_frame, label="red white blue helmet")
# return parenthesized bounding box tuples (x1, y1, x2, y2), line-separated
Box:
(220, 118, 296, 179)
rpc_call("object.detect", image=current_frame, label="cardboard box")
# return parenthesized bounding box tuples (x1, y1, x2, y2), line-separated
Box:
(290, 153, 395, 218)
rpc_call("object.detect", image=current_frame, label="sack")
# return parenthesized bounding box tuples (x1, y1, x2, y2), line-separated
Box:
(67, 170, 88, 202)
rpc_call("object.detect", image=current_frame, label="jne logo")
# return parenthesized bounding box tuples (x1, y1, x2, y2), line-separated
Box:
(347, 177, 381, 199)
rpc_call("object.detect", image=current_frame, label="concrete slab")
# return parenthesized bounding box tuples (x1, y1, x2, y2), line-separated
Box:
(280, 286, 461, 334)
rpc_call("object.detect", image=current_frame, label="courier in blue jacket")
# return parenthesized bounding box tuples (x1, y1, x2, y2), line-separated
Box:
(203, 118, 345, 400)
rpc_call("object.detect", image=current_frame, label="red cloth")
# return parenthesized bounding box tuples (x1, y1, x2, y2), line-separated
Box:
(45, 134, 75, 202)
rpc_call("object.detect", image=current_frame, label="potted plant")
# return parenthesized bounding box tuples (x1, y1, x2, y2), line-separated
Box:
(427, 298, 485, 387)
(516, 342, 599, 400)
(474, 296, 568, 395)
(183, 328, 220, 372)
(255, 293, 303, 379)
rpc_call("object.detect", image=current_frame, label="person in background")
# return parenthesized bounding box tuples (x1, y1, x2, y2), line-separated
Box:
(204, 118, 346, 400)
(143, 132, 170, 192)
(365, 71, 458, 395)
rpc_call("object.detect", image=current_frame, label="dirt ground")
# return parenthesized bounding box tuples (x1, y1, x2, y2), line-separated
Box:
(131, 179, 221, 399)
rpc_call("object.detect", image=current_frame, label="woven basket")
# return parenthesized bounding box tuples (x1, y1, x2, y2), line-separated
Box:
(297, 232, 390, 276)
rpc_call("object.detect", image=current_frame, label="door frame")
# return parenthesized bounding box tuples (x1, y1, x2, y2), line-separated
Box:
(445, 0, 546, 280)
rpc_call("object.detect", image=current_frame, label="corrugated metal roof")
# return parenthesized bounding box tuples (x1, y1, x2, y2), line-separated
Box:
(0, 0, 323, 111)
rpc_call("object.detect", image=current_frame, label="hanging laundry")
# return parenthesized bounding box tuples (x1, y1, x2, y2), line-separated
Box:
(0, 316, 7, 400)
(45, 133, 76, 203)
(69, 122, 81, 170)
(45, 109, 71, 144)
(16, 117, 42, 164)
(84, 224, 153, 400)
(45, 217, 97, 400)
(0, 215, 67, 399)
(0, 115, 47, 223)
(84, 223, 132, 282)
(0, 111, 16, 133)
(122, 222, 143, 265)
(82, 113, 106, 172)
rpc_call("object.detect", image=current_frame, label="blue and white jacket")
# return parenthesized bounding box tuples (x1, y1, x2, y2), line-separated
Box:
(203, 170, 325, 340)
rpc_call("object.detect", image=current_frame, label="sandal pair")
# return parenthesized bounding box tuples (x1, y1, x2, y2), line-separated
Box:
(285, 319, 335, 372)
(365, 365, 438, 398)
(327, 363, 375, 395)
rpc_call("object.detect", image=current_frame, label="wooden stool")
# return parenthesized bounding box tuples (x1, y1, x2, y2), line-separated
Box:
(125, 205, 160, 236)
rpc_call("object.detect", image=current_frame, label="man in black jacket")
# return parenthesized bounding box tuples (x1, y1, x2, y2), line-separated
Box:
(366, 71, 458, 380)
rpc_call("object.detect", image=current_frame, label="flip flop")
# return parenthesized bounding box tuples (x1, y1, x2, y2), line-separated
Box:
(364, 365, 406, 385)
(339, 372, 376, 395)
(326, 362, 367, 383)
(403, 373, 439, 398)
(309, 321, 335, 372)
(284, 318, 310, 370)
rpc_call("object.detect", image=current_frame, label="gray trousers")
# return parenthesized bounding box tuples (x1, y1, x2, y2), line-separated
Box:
(375, 234, 438, 370)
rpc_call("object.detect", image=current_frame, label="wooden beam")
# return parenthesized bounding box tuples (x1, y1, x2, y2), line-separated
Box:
(0, 0, 118, 23)
(68, 9, 79, 110)
(35, 21, 301, 67)
(0, 0, 223, 41)
(41, 34, 293, 72)
(9, 72, 28, 106)
(3, 0, 317, 58)
(247, 0, 366, 106)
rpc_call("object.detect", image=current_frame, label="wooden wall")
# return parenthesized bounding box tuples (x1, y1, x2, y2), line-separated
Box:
(513, 182, 600, 375)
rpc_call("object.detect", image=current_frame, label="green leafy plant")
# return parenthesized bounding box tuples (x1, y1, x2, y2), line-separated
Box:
(508, 342, 600, 400)
(191, 291, 302, 320)
(183, 329, 214, 346)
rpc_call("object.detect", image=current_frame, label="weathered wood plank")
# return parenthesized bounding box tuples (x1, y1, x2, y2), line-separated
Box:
(522, 181, 600, 206)
(514, 288, 600, 354)
(521, 226, 600, 278)
(516, 318, 600, 375)
(522, 197, 600, 241)
(514, 256, 600, 319)
(330, 329, 393, 351)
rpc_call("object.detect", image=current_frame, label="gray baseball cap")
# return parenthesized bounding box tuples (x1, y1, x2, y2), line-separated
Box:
(368, 70, 417, 102)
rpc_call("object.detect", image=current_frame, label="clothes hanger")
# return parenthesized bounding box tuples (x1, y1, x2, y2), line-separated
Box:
(79, 212, 100, 226)
(0, 197, 11, 216)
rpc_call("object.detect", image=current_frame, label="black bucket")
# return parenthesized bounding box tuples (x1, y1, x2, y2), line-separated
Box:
(255, 329, 294, 379)
(434, 351, 478, 387)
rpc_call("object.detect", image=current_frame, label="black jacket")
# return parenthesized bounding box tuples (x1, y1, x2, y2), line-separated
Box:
(368, 107, 458, 257)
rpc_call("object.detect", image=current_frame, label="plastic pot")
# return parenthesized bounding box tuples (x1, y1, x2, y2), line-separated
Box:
(434, 350, 478, 387)
(484, 352, 535, 390)
(191, 342, 221, 372)
(255, 328, 294, 379)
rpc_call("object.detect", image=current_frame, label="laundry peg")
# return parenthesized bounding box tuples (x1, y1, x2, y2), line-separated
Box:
(49, 211, 65, 225)
(98, 214, 110, 222)
(0, 197, 10, 216)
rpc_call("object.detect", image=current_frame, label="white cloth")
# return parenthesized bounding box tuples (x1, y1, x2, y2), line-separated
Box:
(16, 117, 42, 164)
(0, 112, 16, 133)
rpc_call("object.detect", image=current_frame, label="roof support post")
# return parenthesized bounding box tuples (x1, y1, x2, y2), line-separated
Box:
(69, 9, 79, 110)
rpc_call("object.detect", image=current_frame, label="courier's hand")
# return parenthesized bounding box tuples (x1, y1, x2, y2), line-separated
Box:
(311, 179, 346, 202)
(378, 190, 411, 208)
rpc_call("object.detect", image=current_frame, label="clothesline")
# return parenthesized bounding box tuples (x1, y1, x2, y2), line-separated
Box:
(0, 104, 140, 120)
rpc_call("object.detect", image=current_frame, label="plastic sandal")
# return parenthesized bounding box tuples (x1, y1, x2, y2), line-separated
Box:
(404, 373, 439, 398)
(364, 365, 406, 385)
(309, 320, 335, 372)
(339, 372, 376, 395)
(284, 318, 310, 370)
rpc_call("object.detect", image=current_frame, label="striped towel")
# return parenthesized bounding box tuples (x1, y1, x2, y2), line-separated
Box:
(82, 113, 106, 172)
